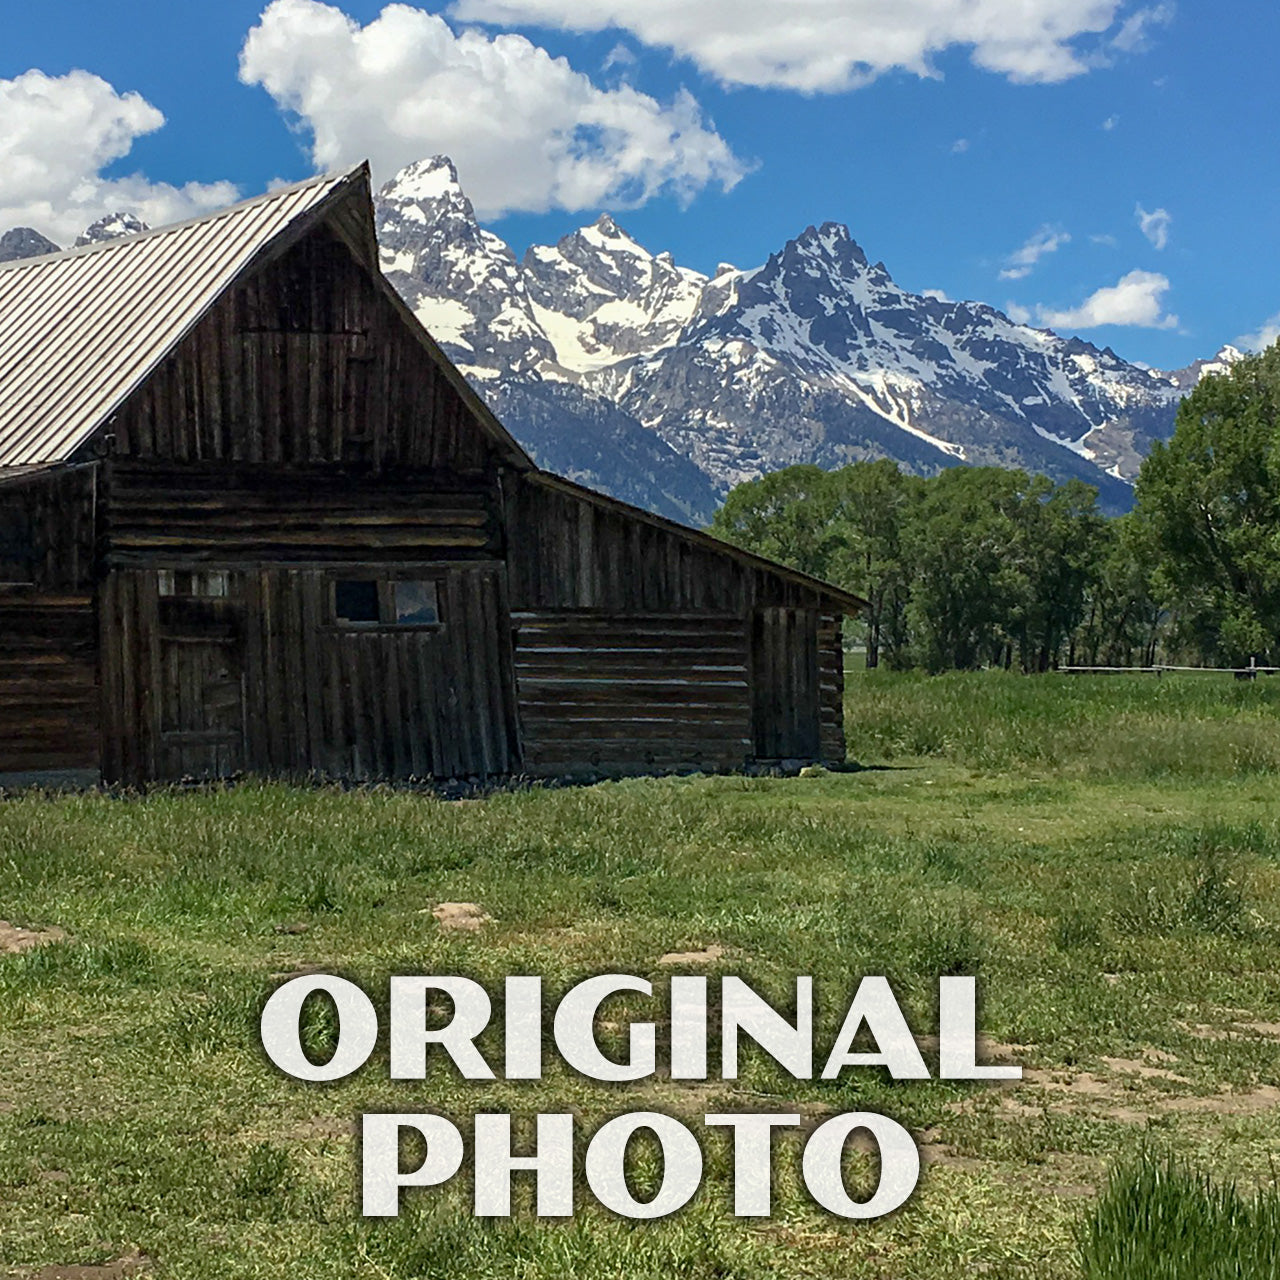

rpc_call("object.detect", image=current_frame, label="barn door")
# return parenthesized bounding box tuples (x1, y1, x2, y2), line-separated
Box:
(155, 571, 246, 780)
(751, 607, 820, 761)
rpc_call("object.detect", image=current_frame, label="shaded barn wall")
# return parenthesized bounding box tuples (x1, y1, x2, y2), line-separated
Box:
(818, 613, 846, 763)
(0, 468, 99, 778)
(503, 474, 847, 773)
(100, 564, 518, 786)
(98, 220, 500, 473)
(92, 215, 523, 785)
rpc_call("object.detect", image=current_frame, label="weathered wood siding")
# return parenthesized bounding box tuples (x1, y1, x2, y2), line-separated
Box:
(0, 468, 99, 776)
(102, 222, 499, 473)
(89, 209, 525, 786)
(102, 462, 501, 565)
(514, 612, 751, 774)
(750, 607, 819, 760)
(504, 474, 848, 772)
(101, 564, 519, 785)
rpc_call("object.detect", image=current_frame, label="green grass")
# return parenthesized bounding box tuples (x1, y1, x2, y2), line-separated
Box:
(0, 671, 1278, 1277)
(1079, 1150, 1280, 1279)
(845, 667, 1280, 776)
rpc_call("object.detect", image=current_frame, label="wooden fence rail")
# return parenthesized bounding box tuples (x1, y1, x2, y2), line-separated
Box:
(1061, 664, 1280, 677)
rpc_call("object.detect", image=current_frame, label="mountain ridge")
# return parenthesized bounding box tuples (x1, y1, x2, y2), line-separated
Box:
(2, 160, 1249, 522)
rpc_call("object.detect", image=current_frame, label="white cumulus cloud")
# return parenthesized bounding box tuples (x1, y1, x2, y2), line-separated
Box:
(1236, 313, 1280, 353)
(1136, 203, 1171, 249)
(0, 69, 238, 246)
(1038, 269, 1177, 329)
(239, 0, 745, 218)
(999, 225, 1070, 280)
(449, 0, 1164, 92)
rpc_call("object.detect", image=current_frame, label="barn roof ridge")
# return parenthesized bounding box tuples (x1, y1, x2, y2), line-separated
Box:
(0, 166, 364, 278)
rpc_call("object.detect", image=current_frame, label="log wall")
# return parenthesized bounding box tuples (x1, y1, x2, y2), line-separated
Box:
(0, 468, 99, 775)
(504, 474, 849, 771)
(103, 462, 501, 565)
(514, 612, 751, 775)
(101, 563, 519, 785)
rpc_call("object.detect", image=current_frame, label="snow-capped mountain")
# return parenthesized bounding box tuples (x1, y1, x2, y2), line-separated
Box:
(522, 215, 708, 371)
(1156, 344, 1244, 391)
(601, 221, 1187, 499)
(377, 159, 719, 522)
(372, 156, 1202, 516)
(75, 212, 150, 248)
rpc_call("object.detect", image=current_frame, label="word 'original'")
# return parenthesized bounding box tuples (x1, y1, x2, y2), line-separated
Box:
(260, 973, 1020, 1220)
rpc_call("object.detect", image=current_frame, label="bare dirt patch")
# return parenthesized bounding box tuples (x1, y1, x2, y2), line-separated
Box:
(1180, 1016, 1280, 1041)
(658, 945, 724, 966)
(961, 1050, 1280, 1126)
(294, 1115, 358, 1142)
(21, 1249, 150, 1280)
(1160, 1084, 1280, 1116)
(431, 902, 492, 932)
(0, 921, 66, 954)
(1100, 1056, 1191, 1084)
(915, 1034, 1032, 1063)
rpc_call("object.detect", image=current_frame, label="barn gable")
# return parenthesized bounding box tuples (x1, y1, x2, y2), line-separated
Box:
(0, 165, 529, 474)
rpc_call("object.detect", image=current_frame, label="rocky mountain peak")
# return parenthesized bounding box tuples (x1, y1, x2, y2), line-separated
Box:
(786, 221, 869, 268)
(75, 213, 149, 247)
(591, 212, 627, 239)
(0, 227, 60, 263)
(376, 156, 550, 376)
(1153, 343, 1245, 391)
(380, 155, 464, 204)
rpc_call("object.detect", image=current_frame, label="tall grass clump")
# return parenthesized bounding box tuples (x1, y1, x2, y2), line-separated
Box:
(1078, 1151, 1280, 1280)
(845, 669, 1280, 779)
(1112, 830, 1259, 939)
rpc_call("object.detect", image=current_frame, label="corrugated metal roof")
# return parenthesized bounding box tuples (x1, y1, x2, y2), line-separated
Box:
(0, 167, 363, 469)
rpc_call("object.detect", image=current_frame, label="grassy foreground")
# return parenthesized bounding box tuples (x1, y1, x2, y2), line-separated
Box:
(2, 671, 1280, 1278)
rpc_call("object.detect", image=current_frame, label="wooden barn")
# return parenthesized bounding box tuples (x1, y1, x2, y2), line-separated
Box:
(0, 165, 864, 789)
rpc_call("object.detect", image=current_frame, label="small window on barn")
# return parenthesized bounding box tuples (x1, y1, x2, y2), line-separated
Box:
(0, 502, 34, 585)
(393, 580, 440, 626)
(158, 570, 229, 598)
(334, 579, 380, 625)
(332, 578, 443, 629)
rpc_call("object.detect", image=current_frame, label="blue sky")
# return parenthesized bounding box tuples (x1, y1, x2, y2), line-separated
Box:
(3, 0, 1276, 367)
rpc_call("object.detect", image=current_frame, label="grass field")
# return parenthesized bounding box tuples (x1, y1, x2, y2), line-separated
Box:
(2, 671, 1280, 1278)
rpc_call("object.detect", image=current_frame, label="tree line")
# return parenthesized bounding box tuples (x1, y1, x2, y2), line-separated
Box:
(709, 341, 1280, 672)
